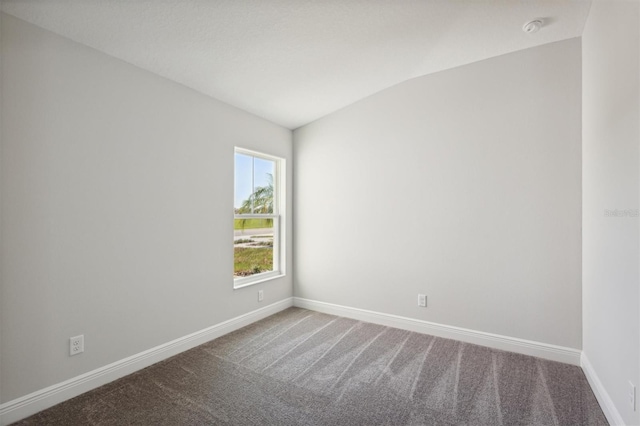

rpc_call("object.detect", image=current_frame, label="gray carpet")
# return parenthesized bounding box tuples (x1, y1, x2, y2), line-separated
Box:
(14, 308, 608, 425)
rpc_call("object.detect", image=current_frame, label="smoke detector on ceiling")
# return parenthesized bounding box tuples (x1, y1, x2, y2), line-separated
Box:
(522, 20, 543, 34)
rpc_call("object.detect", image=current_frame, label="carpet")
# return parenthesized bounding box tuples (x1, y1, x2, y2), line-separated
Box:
(14, 307, 608, 425)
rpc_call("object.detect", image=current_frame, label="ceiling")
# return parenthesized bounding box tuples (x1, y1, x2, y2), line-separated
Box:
(1, 0, 592, 129)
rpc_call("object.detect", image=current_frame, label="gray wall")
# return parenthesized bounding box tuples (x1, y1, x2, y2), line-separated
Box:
(294, 39, 582, 349)
(582, 1, 640, 424)
(0, 14, 292, 403)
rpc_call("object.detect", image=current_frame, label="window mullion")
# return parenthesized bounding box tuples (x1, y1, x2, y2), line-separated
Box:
(251, 157, 255, 214)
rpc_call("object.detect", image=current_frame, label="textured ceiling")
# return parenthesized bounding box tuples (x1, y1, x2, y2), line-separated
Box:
(1, 0, 592, 129)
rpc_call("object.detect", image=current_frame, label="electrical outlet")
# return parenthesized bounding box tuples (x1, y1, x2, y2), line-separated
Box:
(70, 335, 84, 356)
(258, 290, 264, 302)
(418, 294, 427, 307)
(629, 381, 636, 411)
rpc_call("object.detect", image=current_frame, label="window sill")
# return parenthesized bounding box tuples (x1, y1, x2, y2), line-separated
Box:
(233, 272, 285, 289)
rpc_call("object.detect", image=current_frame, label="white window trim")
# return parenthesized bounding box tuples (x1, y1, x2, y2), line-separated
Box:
(233, 148, 286, 289)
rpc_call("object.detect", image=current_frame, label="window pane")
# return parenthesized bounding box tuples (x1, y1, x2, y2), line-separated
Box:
(234, 219, 274, 277)
(234, 153, 253, 212)
(252, 157, 275, 214)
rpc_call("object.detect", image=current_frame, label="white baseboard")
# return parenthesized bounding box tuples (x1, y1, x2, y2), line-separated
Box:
(293, 297, 581, 366)
(581, 352, 626, 426)
(0, 297, 293, 426)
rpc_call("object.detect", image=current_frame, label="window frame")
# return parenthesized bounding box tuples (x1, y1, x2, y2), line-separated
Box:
(233, 147, 285, 289)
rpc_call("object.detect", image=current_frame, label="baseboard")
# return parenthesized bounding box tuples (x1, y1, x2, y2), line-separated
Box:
(581, 352, 626, 426)
(293, 297, 581, 366)
(0, 297, 293, 426)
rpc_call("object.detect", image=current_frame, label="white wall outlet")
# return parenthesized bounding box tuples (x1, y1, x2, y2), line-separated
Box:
(629, 381, 636, 411)
(418, 294, 427, 307)
(258, 290, 264, 302)
(70, 335, 84, 356)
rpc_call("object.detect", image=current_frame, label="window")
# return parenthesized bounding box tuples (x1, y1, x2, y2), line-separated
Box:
(234, 148, 284, 288)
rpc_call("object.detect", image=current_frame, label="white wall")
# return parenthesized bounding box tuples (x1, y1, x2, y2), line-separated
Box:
(0, 13, 292, 404)
(582, 0, 640, 424)
(0, 4, 4, 408)
(294, 39, 582, 349)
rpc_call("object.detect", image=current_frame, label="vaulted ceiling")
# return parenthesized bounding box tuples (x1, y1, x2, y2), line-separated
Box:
(1, 1, 591, 129)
